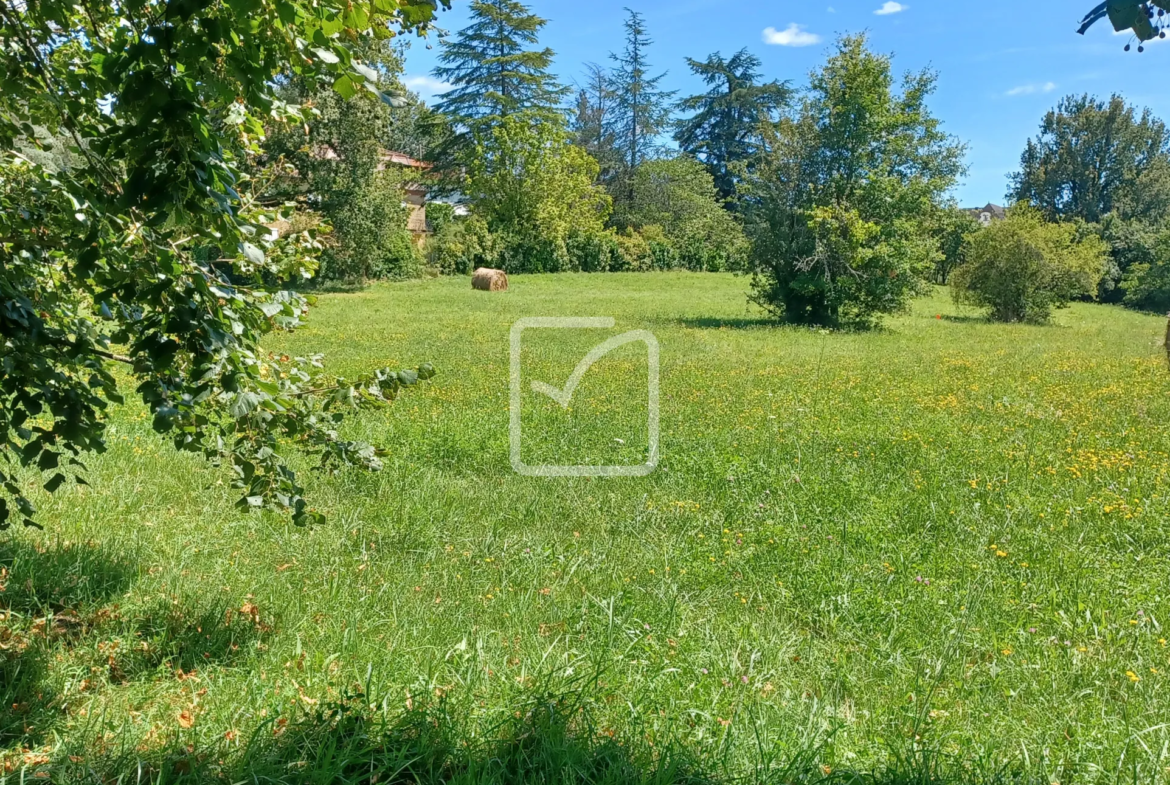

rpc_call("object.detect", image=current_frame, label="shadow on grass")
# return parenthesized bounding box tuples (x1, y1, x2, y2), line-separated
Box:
(60, 688, 1046, 785)
(677, 317, 779, 331)
(0, 537, 267, 748)
(0, 536, 135, 744)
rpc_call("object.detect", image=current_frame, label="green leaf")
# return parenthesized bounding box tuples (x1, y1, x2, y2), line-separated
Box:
(229, 391, 263, 418)
(332, 74, 358, 100)
(44, 473, 67, 493)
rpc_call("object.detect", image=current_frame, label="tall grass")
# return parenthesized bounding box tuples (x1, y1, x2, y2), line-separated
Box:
(2, 274, 1168, 783)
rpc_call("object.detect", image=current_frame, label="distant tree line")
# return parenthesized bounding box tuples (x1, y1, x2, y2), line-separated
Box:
(259, 0, 1170, 327)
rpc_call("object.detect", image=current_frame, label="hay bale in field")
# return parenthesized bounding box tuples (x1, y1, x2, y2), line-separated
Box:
(472, 268, 508, 292)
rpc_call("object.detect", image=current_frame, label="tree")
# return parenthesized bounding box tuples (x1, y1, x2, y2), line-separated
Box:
(572, 63, 623, 188)
(1008, 95, 1170, 225)
(608, 9, 675, 204)
(743, 35, 966, 327)
(927, 205, 983, 284)
(1120, 235, 1170, 313)
(674, 49, 791, 203)
(951, 208, 1107, 323)
(464, 117, 612, 272)
(0, 0, 442, 528)
(264, 42, 420, 281)
(626, 156, 749, 270)
(1078, 1, 1169, 49)
(433, 0, 567, 127)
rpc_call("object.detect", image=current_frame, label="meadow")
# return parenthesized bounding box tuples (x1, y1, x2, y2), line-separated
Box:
(3, 273, 1170, 784)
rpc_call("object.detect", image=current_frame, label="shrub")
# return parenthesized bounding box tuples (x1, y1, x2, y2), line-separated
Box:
(1093, 216, 1165, 303)
(951, 208, 1108, 323)
(427, 216, 499, 276)
(464, 117, 610, 274)
(927, 206, 982, 284)
(1120, 227, 1170, 312)
(613, 229, 654, 272)
(566, 228, 623, 272)
(623, 157, 749, 271)
(496, 233, 570, 274)
(426, 202, 457, 236)
(318, 169, 418, 281)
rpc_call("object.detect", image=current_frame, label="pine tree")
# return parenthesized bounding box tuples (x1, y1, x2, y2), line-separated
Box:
(675, 49, 792, 202)
(433, 0, 567, 126)
(571, 63, 622, 186)
(608, 9, 675, 179)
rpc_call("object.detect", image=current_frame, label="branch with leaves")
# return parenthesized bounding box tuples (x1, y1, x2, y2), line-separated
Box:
(1079, 1, 1169, 49)
(0, 0, 447, 528)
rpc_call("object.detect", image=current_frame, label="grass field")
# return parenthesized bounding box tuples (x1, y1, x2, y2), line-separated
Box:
(4, 273, 1170, 784)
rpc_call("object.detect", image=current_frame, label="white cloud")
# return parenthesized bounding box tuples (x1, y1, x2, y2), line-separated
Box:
(874, 2, 907, 15)
(762, 24, 822, 47)
(402, 75, 453, 101)
(1005, 81, 1057, 97)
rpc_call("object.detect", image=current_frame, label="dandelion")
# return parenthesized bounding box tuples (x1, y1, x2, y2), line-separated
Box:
(1126, 670, 1141, 683)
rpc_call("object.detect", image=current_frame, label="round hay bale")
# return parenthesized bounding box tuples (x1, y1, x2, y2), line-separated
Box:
(472, 267, 508, 292)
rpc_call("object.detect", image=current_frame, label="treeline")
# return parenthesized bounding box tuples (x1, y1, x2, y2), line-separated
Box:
(1007, 95, 1170, 314)
(265, 0, 1170, 326)
(422, 3, 754, 277)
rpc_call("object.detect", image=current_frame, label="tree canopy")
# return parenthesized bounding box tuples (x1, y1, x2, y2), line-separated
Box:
(744, 35, 965, 327)
(1008, 94, 1170, 225)
(0, 0, 442, 528)
(608, 10, 675, 177)
(674, 49, 792, 202)
(433, 0, 566, 126)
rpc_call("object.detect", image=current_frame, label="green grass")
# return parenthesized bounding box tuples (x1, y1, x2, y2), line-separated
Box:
(4, 273, 1170, 784)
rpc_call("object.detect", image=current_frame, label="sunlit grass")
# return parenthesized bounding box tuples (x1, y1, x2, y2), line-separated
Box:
(4, 273, 1170, 783)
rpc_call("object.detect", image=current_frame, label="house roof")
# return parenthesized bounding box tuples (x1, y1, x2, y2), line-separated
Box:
(964, 203, 1006, 217)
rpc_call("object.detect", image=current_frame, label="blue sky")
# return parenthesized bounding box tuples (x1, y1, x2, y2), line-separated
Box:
(396, 0, 1167, 206)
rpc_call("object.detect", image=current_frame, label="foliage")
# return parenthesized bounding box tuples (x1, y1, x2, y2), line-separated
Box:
(429, 218, 731, 274)
(571, 63, 624, 189)
(674, 49, 792, 203)
(263, 43, 422, 282)
(626, 157, 749, 271)
(463, 116, 611, 273)
(927, 205, 983, 284)
(384, 88, 453, 163)
(1008, 94, 1170, 225)
(426, 202, 458, 236)
(743, 35, 966, 327)
(564, 227, 623, 272)
(427, 215, 499, 275)
(951, 208, 1108, 323)
(1078, 0, 1170, 46)
(0, 0, 442, 527)
(1084, 214, 1167, 301)
(608, 9, 675, 206)
(1120, 226, 1170, 311)
(432, 0, 566, 169)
